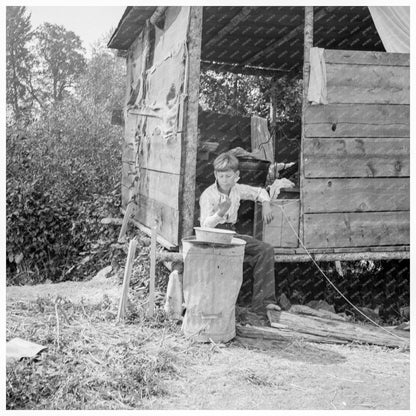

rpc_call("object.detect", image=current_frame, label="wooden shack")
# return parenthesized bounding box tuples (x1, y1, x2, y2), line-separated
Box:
(108, 6, 409, 262)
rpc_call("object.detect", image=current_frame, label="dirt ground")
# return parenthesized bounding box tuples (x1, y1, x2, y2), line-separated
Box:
(6, 276, 411, 411)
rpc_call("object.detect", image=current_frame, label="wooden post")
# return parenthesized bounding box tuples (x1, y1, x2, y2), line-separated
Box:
(147, 222, 157, 318)
(270, 76, 277, 162)
(300, 6, 314, 248)
(233, 73, 238, 114)
(117, 238, 138, 322)
(179, 6, 203, 242)
(118, 199, 135, 243)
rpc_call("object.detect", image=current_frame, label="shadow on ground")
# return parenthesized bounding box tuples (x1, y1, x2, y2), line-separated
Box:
(231, 336, 347, 365)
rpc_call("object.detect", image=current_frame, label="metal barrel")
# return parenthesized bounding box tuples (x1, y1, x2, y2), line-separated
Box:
(181, 237, 246, 343)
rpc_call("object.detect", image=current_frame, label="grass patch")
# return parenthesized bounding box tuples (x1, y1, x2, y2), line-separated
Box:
(6, 295, 183, 410)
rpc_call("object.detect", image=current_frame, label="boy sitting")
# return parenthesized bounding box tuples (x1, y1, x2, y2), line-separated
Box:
(199, 152, 280, 313)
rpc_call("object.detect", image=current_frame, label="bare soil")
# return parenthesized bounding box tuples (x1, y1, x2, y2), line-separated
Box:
(6, 277, 410, 410)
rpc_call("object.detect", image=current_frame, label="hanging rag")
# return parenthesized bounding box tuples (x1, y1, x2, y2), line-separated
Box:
(307, 47, 327, 105)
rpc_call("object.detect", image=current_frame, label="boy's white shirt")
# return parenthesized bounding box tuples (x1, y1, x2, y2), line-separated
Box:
(199, 182, 270, 228)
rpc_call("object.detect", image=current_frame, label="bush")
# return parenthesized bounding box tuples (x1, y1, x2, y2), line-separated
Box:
(6, 41, 126, 285)
(6, 107, 123, 284)
(6, 176, 77, 283)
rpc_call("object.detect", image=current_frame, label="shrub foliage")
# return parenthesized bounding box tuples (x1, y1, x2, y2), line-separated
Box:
(6, 36, 125, 284)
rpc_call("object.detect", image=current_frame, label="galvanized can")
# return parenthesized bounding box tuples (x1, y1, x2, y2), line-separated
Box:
(181, 236, 246, 343)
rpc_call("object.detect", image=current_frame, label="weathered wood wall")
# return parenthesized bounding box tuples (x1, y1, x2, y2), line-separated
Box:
(122, 28, 148, 207)
(122, 7, 202, 246)
(303, 50, 410, 249)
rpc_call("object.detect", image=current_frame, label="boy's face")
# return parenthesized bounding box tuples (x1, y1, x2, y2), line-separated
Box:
(215, 169, 239, 192)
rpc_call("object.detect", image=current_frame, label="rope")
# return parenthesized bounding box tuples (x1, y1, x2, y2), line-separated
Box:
(277, 203, 406, 341)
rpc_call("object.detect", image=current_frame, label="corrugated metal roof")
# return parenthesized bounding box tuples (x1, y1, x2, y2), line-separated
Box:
(201, 6, 383, 72)
(108, 6, 383, 72)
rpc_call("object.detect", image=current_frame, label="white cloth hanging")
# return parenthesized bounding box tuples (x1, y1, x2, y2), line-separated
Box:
(368, 6, 410, 53)
(307, 47, 327, 105)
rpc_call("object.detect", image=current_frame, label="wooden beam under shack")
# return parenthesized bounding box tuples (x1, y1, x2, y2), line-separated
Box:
(274, 251, 409, 262)
(200, 60, 297, 77)
(155, 248, 409, 265)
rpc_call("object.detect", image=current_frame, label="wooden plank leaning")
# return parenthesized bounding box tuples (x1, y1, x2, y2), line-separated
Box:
(118, 200, 136, 243)
(117, 237, 138, 322)
(147, 223, 157, 318)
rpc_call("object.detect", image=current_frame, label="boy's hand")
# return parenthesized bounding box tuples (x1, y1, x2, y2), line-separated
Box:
(262, 201, 273, 224)
(217, 197, 231, 217)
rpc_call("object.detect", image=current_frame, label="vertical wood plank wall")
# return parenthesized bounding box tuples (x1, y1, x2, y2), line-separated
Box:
(122, 30, 146, 207)
(303, 50, 410, 249)
(123, 7, 194, 246)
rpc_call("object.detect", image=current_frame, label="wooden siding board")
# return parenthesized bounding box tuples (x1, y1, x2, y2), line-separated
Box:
(122, 112, 139, 206)
(138, 168, 180, 210)
(304, 104, 410, 138)
(140, 42, 187, 174)
(135, 195, 179, 246)
(303, 137, 409, 178)
(302, 49, 409, 251)
(326, 63, 409, 104)
(140, 115, 183, 175)
(126, 7, 191, 247)
(130, 31, 145, 87)
(304, 212, 410, 248)
(139, 7, 190, 175)
(324, 49, 410, 66)
(303, 178, 410, 213)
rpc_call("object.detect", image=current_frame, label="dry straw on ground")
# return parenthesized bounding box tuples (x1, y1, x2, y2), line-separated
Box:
(6, 293, 202, 410)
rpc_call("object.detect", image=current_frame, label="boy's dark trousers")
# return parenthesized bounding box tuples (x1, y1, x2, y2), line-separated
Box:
(235, 234, 277, 311)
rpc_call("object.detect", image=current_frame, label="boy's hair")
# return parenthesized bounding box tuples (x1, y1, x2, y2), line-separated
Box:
(213, 152, 239, 172)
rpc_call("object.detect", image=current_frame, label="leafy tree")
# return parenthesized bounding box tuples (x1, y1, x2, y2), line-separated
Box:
(80, 35, 125, 112)
(31, 23, 86, 105)
(6, 35, 125, 284)
(270, 75, 303, 124)
(6, 6, 33, 123)
(199, 69, 302, 124)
